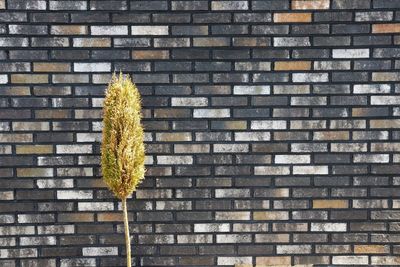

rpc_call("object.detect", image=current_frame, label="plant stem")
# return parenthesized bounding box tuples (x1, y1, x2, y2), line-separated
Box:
(122, 198, 131, 267)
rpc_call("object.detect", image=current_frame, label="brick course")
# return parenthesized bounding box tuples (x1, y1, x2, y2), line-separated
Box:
(0, 0, 400, 266)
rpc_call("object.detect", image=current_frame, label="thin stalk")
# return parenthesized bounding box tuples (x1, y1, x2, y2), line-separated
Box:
(122, 198, 131, 267)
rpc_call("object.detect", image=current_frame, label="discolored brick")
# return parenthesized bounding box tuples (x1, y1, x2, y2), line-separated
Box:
(372, 23, 400, 33)
(274, 13, 312, 23)
(292, 0, 330, 9)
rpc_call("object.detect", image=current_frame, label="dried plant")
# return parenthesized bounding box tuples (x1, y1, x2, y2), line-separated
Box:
(101, 73, 145, 267)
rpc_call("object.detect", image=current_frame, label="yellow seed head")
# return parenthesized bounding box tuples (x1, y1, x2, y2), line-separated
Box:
(101, 73, 145, 199)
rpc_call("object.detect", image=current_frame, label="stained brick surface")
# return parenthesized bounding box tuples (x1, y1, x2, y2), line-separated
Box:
(0, 0, 400, 266)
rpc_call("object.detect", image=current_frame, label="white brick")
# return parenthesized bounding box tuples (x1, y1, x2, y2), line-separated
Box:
(353, 154, 389, 163)
(0, 75, 7, 84)
(20, 236, 56, 246)
(76, 133, 102, 142)
(37, 179, 74, 188)
(194, 223, 230, 232)
(214, 144, 249, 153)
(354, 84, 391, 94)
(251, 120, 286, 130)
(82, 247, 118, 256)
(56, 145, 92, 154)
(255, 166, 290, 176)
(37, 225, 75, 235)
(277, 245, 312, 254)
(57, 190, 93, 199)
(293, 73, 329, 83)
(217, 257, 252, 266)
(157, 155, 193, 165)
(0, 215, 14, 224)
(0, 248, 37, 258)
(234, 132, 270, 141)
(216, 234, 251, 243)
(74, 63, 111, 72)
(0, 226, 35, 236)
(215, 189, 250, 198)
(333, 256, 368, 265)
(60, 259, 96, 267)
(311, 223, 347, 232)
(333, 49, 369, 58)
(211, 1, 249, 10)
(131, 26, 169, 35)
(91, 26, 128, 35)
(193, 108, 230, 118)
(171, 97, 208, 107)
(233, 85, 270, 95)
(78, 202, 114, 211)
(371, 96, 400, 105)
(275, 155, 310, 164)
(293, 165, 329, 175)
(177, 234, 213, 244)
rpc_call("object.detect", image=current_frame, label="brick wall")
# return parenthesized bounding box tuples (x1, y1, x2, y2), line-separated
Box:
(1, 0, 400, 266)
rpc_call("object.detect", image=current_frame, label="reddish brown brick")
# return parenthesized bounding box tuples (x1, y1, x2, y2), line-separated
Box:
(372, 24, 400, 33)
(274, 13, 312, 23)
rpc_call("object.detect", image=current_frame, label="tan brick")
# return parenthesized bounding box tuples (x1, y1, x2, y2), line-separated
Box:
(98, 212, 134, 222)
(13, 122, 49, 131)
(214, 121, 247, 130)
(154, 108, 190, 118)
(73, 37, 111, 47)
(371, 256, 400, 265)
(372, 23, 400, 33)
(313, 200, 349, 209)
(354, 245, 388, 254)
(233, 37, 270, 46)
(193, 37, 230, 47)
(51, 25, 88, 35)
(256, 233, 290, 243)
(16, 145, 53, 154)
(275, 61, 311, 71)
(17, 168, 53, 177)
(216, 211, 250, 221)
(35, 110, 71, 119)
(156, 132, 192, 142)
(132, 50, 169, 59)
(0, 133, 32, 143)
(313, 131, 350, 140)
(274, 13, 312, 23)
(372, 72, 400, 81)
(292, 0, 330, 9)
(0, 191, 14, 200)
(34, 63, 71, 72)
(256, 256, 291, 266)
(254, 211, 289, 220)
(0, 0, 4, 9)
(371, 119, 400, 129)
(11, 74, 48, 84)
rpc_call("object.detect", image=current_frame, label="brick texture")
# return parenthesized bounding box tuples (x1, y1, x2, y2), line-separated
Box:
(0, 0, 400, 266)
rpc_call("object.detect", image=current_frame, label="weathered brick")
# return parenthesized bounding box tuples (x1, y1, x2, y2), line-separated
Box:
(91, 26, 128, 35)
(313, 200, 349, 209)
(274, 12, 312, 23)
(51, 25, 88, 35)
(373, 23, 400, 33)
(292, 0, 330, 9)
(211, 1, 248, 10)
